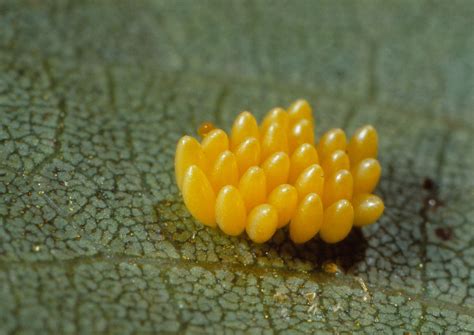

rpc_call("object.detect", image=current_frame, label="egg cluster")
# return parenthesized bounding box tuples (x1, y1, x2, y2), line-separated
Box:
(175, 99, 384, 244)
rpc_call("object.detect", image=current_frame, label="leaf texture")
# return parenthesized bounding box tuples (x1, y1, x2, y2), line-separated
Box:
(1, 0, 474, 333)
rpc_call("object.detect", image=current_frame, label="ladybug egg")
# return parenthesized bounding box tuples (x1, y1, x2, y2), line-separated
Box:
(201, 129, 229, 165)
(353, 193, 384, 227)
(234, 137, 261, 176)
(215, 185, 247, 236)
(347, 125, 378, 165)
(352, 158, 381, 194)
(268, 184, 299, 228)
(261, 107, 289, 134)
(175, 136, 208, 191)
(321, 149, 350, 177)
(261, 122, 289, 160)
(246, 204, 278, 243)
(210, 150, 239, 192)
(289, 143, 319, 183)
(294, 164, 324, 200)
(231, 111, 260, 149)
(239, 166, 267, 211)
(261, 152, 290, 194)
(320, 199, 354, 243)
(288, 99, 313, 126)
(317, 128, 347, 161)
(198, 122, 215, 137)
(289, 193, 323, 244)
(182, 165, 216, 227)
(288, 119, 315, 153)
(323, 169, 353, 207)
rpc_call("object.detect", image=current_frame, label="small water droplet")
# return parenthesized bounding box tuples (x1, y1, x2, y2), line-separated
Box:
(32, 245, 41, 252)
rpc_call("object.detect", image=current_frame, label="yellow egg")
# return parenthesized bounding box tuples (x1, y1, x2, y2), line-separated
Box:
(289, 143, 319, 183)
(231, 111, 260, 149)
(210, 150, 239, 192)
(352, 158, 381, 194)
(215, 185, 247, 236)
(289, 193, 323, 244)
(246, 204, 278, 243)
(288, 119, 315, 153)
(288, 99, 313, 127)
(201, 129, 229, 165)
(321, 149, 350, 177)
(175, 136, 208, 191)
(261, 107, 289, 134)
(261, 152, 290, 194)
(261, 123, 289, 160)
(268, 184, 298, 228)
(317, 128, 347, 161)
(353, 193, 384, 227)
(320, 199, 354, 243)
(347, 125, 378, 165)
(198, 122, 215, 137)
(239, 166, 267, 211)
(234, 137, 261, 176)
(323, 169, 353, 207)
(182, 165, 216, 227)
(294, 164, 324, 199)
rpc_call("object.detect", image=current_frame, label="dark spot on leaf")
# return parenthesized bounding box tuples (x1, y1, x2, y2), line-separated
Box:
(435, 227, 453, 241)
(420, 176, 444, 221)
(422, 177, 437, 191)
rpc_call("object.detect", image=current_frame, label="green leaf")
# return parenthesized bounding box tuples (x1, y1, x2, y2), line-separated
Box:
(1, 1, 474, 333)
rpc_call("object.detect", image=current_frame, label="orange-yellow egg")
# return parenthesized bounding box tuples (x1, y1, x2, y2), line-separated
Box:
(352, 193, 384, 227)
(289, 193, 323, 244)
(321, 149, 350, 177)
(289, 143, 319, 183)
(231, 111, 260, 149)
(175, 136, 208, 191)
(182, 165, 216, 227)
(288, 99, 313, 127)
(261, 107, 289, 134)
(239, 166, 267, 211)
(261, 152, 290, 194)
(347, 125, 378, 165)
(201, 129, 229, 165)
(288, 119, 315, 153)
(317, 128, 347, 161)
(234, 137, 261, 176)
(215, 185, 247, 236)
(246, 204, 278, 243)
(261, 122, 289, 160)
(294, 164, 324, 199)
(268, 184, 298, 228)
(352, 158, 381, 194)
(320, 199, 354, 243)
(323, 169, 353, 207)
(210, 150, 239, 192)
(198, 122, 216, 137)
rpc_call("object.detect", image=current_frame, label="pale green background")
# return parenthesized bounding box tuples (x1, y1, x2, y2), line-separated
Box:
(1, 1, 473, 334)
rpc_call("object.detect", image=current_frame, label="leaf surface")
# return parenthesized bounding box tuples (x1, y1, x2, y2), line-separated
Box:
(1, 1, 474, 333)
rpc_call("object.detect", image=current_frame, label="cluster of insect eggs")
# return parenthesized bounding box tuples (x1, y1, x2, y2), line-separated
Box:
(175, 99, 384, 244)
